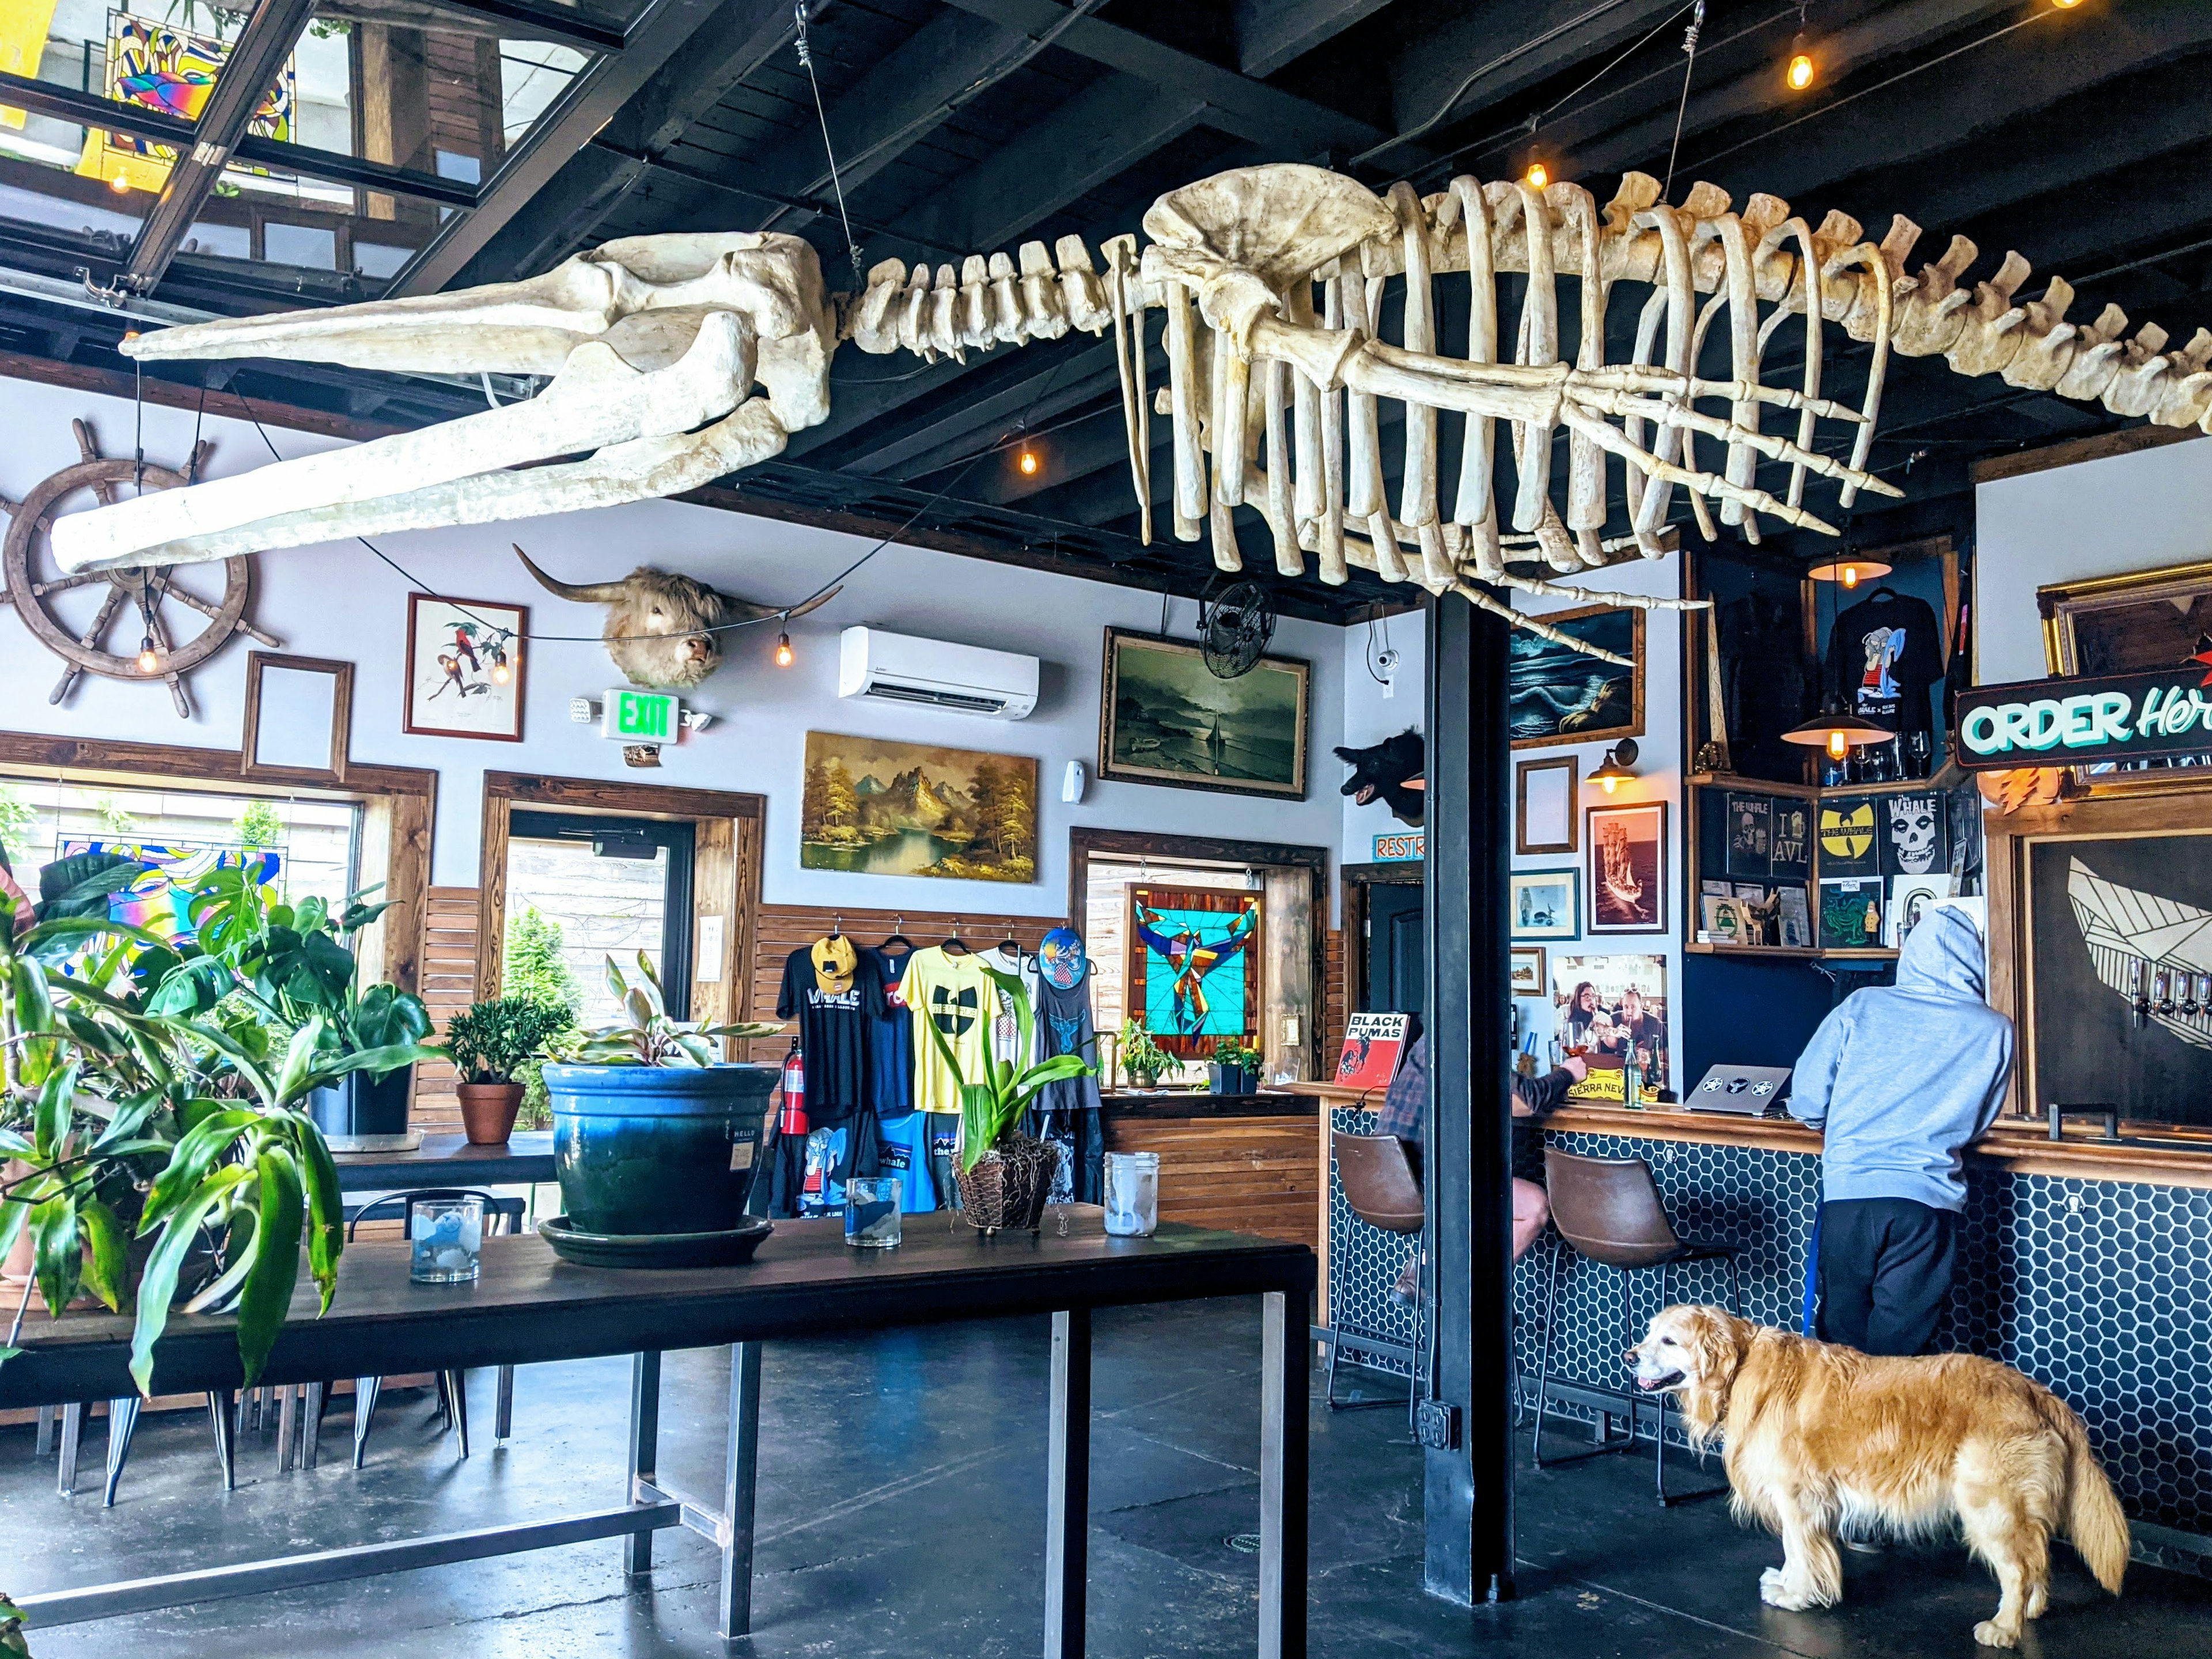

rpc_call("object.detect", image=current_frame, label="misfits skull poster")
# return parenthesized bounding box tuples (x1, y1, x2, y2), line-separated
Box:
(1881, 792, 1946, 877)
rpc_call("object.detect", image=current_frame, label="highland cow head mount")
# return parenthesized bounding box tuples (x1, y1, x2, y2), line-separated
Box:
(514, 544, 838, 690)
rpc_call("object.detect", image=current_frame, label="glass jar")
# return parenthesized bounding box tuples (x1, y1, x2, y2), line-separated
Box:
(1104, 1152, 1160, 1237)
(844, 1177, 903, 1248)
(410, 1195, 484, 1284)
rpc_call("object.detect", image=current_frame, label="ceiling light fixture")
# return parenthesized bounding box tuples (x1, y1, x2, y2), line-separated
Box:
(136, 635, 159, 673)
(1524, 160, 1549, 190)
(775, 630, 794, 668)
(2050, 0, 2081, 8)
(1805, 555, 1892, 588)
(1017, 446, 1039, 476)
(1786, 36, 1816, 89)
(1783, 709, 1896, 760)
(108, 174, 130, 194)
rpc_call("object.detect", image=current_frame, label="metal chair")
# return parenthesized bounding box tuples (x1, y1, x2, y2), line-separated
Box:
(1326, 1132, 1426, 1420)
(1530, 1147, 1741, 1505)
(345, 1189, 525, 1466)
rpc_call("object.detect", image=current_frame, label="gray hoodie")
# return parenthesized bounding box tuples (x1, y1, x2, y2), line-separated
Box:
(1788, 906, 2014, 1212)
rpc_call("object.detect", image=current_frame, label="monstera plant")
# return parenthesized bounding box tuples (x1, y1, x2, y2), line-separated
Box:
(0, 881, 435, 1395)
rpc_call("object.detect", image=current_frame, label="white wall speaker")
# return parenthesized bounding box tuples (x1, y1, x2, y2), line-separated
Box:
(1062, 759, 1087, 804)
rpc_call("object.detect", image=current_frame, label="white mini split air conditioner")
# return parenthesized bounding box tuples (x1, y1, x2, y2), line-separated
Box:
(836, 626, 1040, 719)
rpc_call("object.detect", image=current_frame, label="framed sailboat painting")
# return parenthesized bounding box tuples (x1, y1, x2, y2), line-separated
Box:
(1097, 628, 1309, 799)
(1588, 801, 1668, 934)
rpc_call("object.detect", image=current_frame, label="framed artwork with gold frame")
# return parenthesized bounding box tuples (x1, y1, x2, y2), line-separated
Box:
(2039, 557, 2212, 794)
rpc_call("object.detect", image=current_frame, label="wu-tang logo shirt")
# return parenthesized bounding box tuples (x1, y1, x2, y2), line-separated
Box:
(903, 946, 997, 1116)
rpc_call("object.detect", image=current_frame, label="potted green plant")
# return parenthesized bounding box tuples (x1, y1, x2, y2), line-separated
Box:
(1, 889, 432, 1398)
(440, 995, 574, 1145)
(142, 870, 434, 1149)
(928, 968, 1094, 1233)
(539, 954, 783, 1237)
(1207, 1036, 1265, 1096)
(1118, 1019, 1172, 1090)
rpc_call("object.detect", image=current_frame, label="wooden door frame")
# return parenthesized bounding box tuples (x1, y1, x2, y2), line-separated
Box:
(0, 730, 435, 995)
(1340, 859, 1423, 1019)
(480, 773, 766, 1036)
(1068, 825, 1330, 1080)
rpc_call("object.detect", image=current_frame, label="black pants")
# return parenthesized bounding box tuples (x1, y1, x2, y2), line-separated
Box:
(1816, 1197, 1957, 1357)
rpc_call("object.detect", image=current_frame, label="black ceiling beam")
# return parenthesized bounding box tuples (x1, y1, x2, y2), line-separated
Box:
(744, 5, 1096, 241)
(416, 0, 627, 53)
(1234, 0, 1395, 80)
(933, 0, 1399, 156)
(395, 0, 770, 295)
(1688, 0, 2212, 206)
(123, 0, 319, 294)
(861, 344, 1122, 479)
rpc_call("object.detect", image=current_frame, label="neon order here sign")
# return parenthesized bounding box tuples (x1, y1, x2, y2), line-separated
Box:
(1952, 668, 2212, 771)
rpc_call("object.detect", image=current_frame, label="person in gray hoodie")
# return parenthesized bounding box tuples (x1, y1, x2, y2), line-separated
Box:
(1789, 904, 2013, 1356)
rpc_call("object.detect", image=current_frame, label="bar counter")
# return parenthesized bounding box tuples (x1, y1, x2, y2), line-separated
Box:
(1301, 1082, 2212, 1566)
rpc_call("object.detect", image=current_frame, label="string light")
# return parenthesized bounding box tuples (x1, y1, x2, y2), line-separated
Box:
(136, 635, 158, 673)
(1017, 447, 1039, 476)
(775, 631, 794, 668)
(109, 173, 130, 194)
(1786, 37, 1816, 89)
(488, 645, 511, 685)
(2050, 0, 2081, 7)
(1524, 160, 1549, 190)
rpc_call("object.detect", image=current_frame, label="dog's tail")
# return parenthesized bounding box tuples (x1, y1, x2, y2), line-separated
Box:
(2051, 1399, 2129, 1595)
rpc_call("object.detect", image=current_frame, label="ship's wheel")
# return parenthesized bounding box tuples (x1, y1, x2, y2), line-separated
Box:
(0, 416, 279, 717)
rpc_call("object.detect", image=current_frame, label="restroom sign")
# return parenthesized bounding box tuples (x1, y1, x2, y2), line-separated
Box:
(1952, 668, 2212, 770)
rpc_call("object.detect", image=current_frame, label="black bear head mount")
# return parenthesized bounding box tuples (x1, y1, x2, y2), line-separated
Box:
(1335, 730, 1425, 825)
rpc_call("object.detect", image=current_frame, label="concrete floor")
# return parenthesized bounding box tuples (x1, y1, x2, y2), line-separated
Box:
(2, 1300, 2205, 1657)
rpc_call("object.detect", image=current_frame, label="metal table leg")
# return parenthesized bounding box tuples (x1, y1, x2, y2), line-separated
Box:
(103, 1397, 141, 1508)
(625, 1353, 661, 1577)
(1259, 1290, 1308, 1659)
(209, 1391, 237, 1490)
(303, 1383, 324, 1470)
(1045, 1309, 1092, 1659)
(350, 1378, 380, 1470)
(56, 1403, 83, 1497)
(717, 1342, 763, 1642)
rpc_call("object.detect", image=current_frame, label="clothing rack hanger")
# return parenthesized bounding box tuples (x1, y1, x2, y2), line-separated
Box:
(881, 914, 914, 951)
(998, 916, 1020, 952)
(941, 916, 968, 955)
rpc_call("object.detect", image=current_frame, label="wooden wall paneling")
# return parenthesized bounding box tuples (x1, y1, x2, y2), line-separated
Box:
(1324, 927, 1347, 1063)
(476, 792, 512, 1004)
(732, 813, 764, 1056)
(412, 886, 482, 1134)
(1103, 1115, 1320, 1249)
(692, 816, 735, 1028)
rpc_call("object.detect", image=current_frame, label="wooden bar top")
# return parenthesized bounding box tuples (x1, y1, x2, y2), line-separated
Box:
(1297, 1084, 2212, 1189)
(0, 1214, 1314, 1409)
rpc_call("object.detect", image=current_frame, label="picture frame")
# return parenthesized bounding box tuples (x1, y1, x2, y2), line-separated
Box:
(800, 732, 1039, 882)
(1508, 603, 1644, 751)
(1127, 885, 1264, 1059)
(403, 593, 527, 743)
(1509, 945, 1547, 996)
(240, 651, 352, 783)
(1514, 756, 1578, 855)
(1509, 868, 1581, 941)
(1587, 800, 1668, 934)
(1098, 627, 1309, 798)
(2039, 558, 2212, 793)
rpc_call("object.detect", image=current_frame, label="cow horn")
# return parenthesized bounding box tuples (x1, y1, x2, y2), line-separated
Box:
(513, 543, 636, 603)
(713, 582, 843, 623)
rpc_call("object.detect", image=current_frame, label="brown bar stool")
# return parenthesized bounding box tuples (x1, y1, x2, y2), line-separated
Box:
(1328, 1132, 1426, 1418)
(1532, 1147, 1742, 1505)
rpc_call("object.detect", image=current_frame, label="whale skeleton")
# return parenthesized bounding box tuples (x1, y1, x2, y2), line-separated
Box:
(51, 161, 2208, 662)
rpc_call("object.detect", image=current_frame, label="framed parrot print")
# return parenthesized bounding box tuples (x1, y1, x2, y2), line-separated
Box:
(1126, 885, 1264, 1060)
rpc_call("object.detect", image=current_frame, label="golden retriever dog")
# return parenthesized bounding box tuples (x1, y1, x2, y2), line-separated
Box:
(1628, 1305, 2127, 1647)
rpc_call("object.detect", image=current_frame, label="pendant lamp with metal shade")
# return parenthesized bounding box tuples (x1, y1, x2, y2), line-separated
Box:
(1786, 540, 1896, 761)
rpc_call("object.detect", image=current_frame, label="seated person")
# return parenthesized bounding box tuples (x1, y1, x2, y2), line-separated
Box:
(1376, 1032, 1586, 1303)
(1608, 985, 1667, 1081)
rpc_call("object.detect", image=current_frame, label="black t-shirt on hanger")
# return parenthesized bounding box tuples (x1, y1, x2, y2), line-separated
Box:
(1825, 589, 1945, 738)
(866, 943, 915, 1120)
(777, 941, 882, 1123)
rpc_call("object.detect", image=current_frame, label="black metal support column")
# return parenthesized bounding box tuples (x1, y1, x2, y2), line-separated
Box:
(1421, 588, 1516, 1604)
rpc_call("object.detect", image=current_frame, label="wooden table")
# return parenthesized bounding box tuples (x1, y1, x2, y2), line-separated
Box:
(0, 1212, 1315, 1657)
(331, 1131, 556, 1192)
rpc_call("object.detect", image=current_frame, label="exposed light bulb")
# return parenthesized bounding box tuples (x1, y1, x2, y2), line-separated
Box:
(2050, 0, 2081, 8)
(1841, 563, 1858, 588)
(1786, 49, 1815, 90)
(1827, 728, 1850, 760)
(1525, 160, 1549, 190)
(136, 635, 158, 673)
(490, 655, 510, 685)
(1601, 772, 1619, 794)
(1017, 448, 1039, 476)
(109, 173, 131, 194)
(775, 631, 794, 668)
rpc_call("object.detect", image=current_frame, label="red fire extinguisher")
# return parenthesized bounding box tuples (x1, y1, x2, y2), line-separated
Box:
(777, 1039, 808, 1138)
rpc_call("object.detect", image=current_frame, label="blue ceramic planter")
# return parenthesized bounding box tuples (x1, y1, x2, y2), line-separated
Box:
(543, 1063, 776, 1236)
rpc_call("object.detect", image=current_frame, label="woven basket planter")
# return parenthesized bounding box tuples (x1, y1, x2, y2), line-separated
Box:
(953, 1136, 1056, 1234)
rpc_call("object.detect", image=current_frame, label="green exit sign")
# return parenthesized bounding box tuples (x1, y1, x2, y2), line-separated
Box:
(605, 688, 677, 742)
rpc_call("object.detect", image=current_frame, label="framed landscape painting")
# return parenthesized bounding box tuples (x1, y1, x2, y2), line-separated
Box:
(1506, 603, 1644, 751)
(800, 732, 1038, 883)
(1099, 628, 1309, 798)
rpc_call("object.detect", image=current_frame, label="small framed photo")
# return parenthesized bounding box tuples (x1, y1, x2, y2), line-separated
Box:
(1510, 868, 1581, 940)
(404, 593, 527, 742)
(1588, 800, 1668, 934)
(1510, 945, 1547, 996)
(1515, 756, 1577, 855)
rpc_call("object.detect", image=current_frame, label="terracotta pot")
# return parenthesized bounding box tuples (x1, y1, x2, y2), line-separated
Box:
(456, 1081, 526, 1145)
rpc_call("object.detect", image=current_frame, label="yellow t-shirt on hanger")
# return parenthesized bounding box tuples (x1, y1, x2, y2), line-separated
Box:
(902, 945, 998, 1118)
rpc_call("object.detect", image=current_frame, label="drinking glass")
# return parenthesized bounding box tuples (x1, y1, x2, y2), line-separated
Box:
(845, 1177, 903, 1248)
(1104, 1152, 1159, 1237)
(410, 1195, 484, 1285)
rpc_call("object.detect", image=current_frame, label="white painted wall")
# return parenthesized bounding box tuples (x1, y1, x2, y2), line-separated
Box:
(1339, 608, 1426, 859)
(1975, 434, 2212, 681)
(0, 373, 1346, 909)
